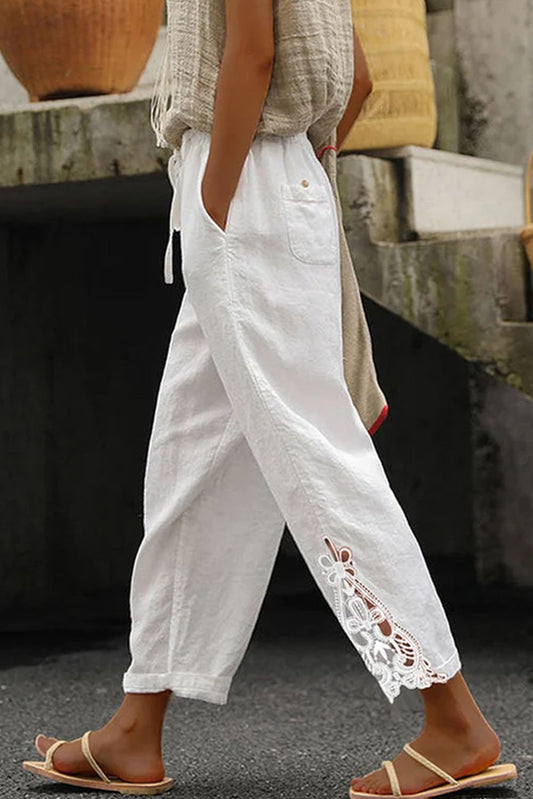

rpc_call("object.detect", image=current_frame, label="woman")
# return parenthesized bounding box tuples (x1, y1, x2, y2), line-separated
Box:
(23, 0, 516, 796)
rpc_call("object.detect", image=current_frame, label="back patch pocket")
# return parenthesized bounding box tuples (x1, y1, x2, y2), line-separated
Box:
(280, 182, 336, 265)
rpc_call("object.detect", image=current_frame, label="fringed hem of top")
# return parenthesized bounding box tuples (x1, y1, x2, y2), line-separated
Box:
(150, 28, 173, 150)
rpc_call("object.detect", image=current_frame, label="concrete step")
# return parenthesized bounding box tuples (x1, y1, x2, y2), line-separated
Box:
(358, 145, 525, 238)
(337, 150, 533, 400)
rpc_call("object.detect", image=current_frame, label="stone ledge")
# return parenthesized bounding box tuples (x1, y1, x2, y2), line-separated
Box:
(0, 89, 166, 191)
(356, 145, 525, 236)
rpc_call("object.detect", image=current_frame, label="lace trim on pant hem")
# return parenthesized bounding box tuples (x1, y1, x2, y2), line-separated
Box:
(318, 536, 457, 704)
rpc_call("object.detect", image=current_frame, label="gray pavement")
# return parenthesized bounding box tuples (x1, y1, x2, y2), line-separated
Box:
(1, 588, 532, 799)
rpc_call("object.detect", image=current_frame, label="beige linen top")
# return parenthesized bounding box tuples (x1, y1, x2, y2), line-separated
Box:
(152, 0, 388, 434)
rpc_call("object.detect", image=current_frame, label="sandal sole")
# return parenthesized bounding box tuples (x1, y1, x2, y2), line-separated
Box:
(349, 762, 517, 798)
(23, 761, 173, 795)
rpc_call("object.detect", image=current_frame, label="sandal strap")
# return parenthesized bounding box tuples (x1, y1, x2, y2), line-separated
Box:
(403, 743, 458, 786)
(381, 759, 402, 797)
(81, 730, 111, 783)
(44, 739, 68, 771)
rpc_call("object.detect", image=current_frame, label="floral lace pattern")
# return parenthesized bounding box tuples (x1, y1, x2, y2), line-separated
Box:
(318, 536, 451, 702)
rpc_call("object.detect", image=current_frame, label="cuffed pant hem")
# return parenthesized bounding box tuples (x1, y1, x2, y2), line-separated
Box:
(122, 671, 231, 705)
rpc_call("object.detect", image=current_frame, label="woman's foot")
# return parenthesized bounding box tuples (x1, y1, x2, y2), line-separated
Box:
(350, 719, 501, 795)
(350, 672, 501, 796)
(35, 691, 171, 785)
(36, 727, 165, 784)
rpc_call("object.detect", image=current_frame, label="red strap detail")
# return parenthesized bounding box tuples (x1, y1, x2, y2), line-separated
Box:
(316, 145, 337, 160)
(368, 404, 389, 436)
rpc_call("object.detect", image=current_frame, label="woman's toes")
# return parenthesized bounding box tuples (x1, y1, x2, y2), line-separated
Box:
(351, 772, 382, 795)
(35, 735, 58, 757)
(33, 736, 87, 776)
(352, 771, 390, 796)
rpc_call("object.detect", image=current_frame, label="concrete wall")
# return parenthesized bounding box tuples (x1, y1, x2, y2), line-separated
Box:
(427, 3, 460, 153)
(0, 214, 178, 629)
(370, 298, 533, 592)
(365, 299, 474, 561)
(470, 367, 533, 587)
(455, 0, 533, 167)
(427, 0, 533, 167)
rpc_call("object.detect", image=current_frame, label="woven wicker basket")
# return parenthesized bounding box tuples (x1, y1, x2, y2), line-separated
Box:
(0, 0, 163, 101)
(520, 148, 533, 271)
(342, 0, 437, 151)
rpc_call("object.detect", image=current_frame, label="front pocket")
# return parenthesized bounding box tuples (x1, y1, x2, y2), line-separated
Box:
(197, 154, 234, 239)
(280, 182, 336, 264)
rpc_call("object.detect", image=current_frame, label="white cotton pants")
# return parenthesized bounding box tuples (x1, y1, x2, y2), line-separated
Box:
(122, 128, 461, 705)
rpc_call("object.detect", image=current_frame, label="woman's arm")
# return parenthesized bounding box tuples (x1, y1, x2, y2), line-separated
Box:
(335, 25, 373, 151)
(201, 0, 275, 232)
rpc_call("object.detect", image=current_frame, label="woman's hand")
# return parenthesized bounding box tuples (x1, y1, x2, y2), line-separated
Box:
(201, 170, 231, 232)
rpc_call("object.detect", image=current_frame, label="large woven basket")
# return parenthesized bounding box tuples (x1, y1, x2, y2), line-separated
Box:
(520, 148, 533, 271)
(342, 0, 437, 151)
(0, 0, 163, 101)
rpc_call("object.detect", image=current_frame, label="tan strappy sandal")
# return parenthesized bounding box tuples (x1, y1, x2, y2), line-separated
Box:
(349, 742, 517, 798)
(22, 730, 174, 795)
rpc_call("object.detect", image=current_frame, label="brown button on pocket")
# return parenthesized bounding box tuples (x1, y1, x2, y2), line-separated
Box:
(280, 182, 336, 264)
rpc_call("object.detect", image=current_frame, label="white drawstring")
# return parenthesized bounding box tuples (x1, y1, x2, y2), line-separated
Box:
(163, 148, 183, 284)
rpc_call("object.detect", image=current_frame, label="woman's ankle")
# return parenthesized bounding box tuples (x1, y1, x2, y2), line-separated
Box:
(420, 673, 497, 738)
(418, 713, 501, 762)
(104, 691, 171, 740)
